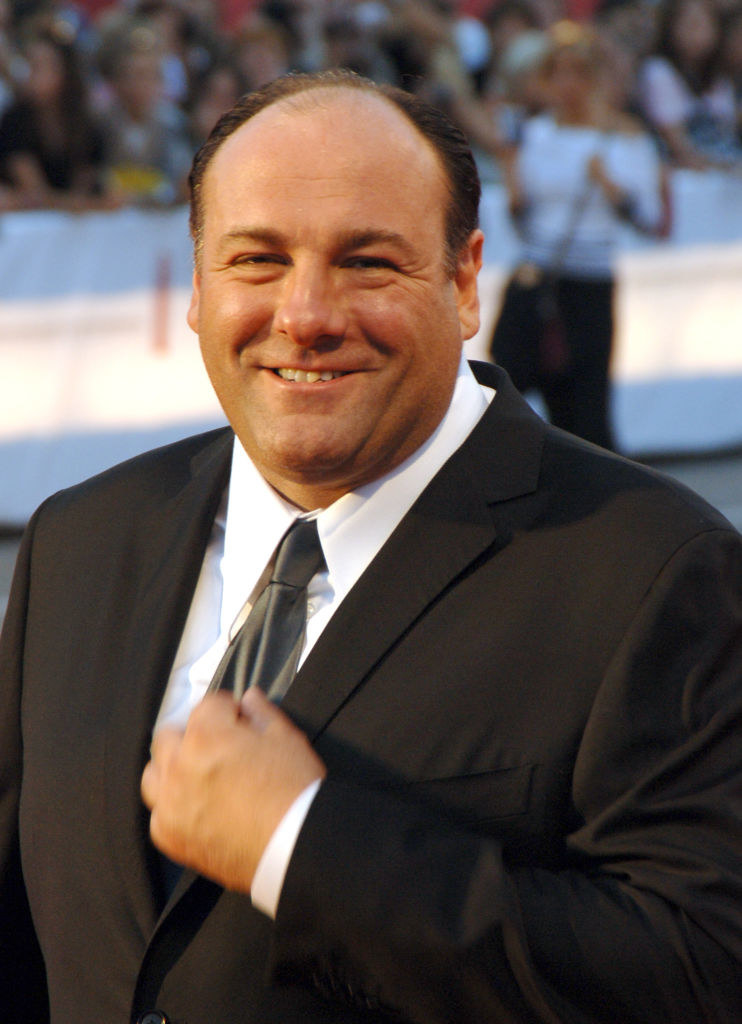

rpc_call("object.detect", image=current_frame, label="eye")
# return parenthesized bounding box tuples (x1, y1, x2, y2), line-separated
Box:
(232, 253, 286, 266)
(344, 255, 398, 271)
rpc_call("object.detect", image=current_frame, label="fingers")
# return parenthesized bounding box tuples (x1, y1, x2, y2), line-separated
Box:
(141, 690, 289, 809)
(141, 725, 181, 810)
(139, 688, 327, 891)
(238, 686, 276, 733)
(141, 691, 239, 809)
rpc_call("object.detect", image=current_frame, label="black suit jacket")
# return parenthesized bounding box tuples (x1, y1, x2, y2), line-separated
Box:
(2, 363, 741, 1023)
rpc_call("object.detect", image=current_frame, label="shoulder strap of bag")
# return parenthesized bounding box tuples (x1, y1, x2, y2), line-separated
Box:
(545, 135, 607, 274)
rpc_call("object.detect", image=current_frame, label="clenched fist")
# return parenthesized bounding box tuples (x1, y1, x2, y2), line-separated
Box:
(141, 688, 326, 893)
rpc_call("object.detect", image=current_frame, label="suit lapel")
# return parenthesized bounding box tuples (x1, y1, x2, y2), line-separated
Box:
(103, 429, 233, 935)
(283, 363, 545, 739)
(146, 366, 546, 932)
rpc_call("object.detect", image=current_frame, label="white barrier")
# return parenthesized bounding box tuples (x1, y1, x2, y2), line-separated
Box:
(1, 170, 742, 525)
(0, 207, 223, 524)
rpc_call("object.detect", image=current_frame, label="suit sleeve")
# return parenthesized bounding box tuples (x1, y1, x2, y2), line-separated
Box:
(0, 511, 50, 1021)
(270, 528, 742, 1023)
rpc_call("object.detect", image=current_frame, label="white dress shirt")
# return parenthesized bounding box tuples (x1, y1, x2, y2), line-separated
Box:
(154, 354, 494, 915)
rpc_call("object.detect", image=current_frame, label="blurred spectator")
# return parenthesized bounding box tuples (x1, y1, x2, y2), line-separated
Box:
(638, 0, 742, 170)
(2, 0, 739, 222)
(528, 0, 567, 31)
(258, 0, 328, 73)
(218, 0, 262, 34)
(0, 16, 113, 211)
(451, 3, 492, 90)
(0, 0, 23, 117)
(232, 13, 291, 91)
(594, 0, 658, 118)
(323, 5, 398, 84)
(382, 0, 506, 161)
(481, 0, 549, 156)
(97, 24, 192, 205)
(488, 29, 549, 146)
(131, 0, 220, 105)
(132, 0, 191, 105)
(719, 5, 742, 143)
(595, 0, 657, 64)
(484, 0, 542, 82)
(488, 21, 667, 450)
(187, 57, 245, 147)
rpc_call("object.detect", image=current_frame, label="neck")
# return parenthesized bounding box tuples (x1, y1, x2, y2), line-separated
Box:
(555, 104, 593, 126)
(264, 473, 348, 512)
(555, 93, 608, 128)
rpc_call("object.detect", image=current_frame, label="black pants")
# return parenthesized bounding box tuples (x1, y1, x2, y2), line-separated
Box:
(490, 273, 616, 451)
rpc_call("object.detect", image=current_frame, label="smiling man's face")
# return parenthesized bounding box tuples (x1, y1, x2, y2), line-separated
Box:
(188, 88, 483, 508)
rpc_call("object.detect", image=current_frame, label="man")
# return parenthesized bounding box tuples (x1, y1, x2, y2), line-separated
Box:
(1, 70, 741, 1024)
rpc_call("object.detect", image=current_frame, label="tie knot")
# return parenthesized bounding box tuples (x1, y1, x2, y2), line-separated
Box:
(271, 518, 325, 589)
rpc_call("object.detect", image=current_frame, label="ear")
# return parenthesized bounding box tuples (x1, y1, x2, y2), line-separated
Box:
(453, 229, 484, 341)
(186, 270, 201, 334)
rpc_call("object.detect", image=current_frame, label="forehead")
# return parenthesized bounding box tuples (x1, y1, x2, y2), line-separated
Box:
(201, 90, 450, 231)
(548, 47, 595, 71)
(119, 50, 161, 79)
(674, 0, 712, 25)
(28, 39, 61, 65)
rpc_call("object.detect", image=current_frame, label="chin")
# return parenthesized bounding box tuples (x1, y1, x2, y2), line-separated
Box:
(265, 440, 355, 479)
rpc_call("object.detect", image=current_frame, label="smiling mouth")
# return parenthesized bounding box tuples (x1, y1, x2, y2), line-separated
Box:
(274, 368, 349, 383)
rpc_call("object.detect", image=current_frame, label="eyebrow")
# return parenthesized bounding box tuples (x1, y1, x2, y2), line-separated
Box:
(218, 227, 285, 251)
(217, 226, 418, 261)
(337, 229, 417, 259)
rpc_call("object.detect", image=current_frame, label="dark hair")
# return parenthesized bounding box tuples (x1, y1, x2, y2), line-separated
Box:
(21, 18, 98, 170)
(188, 69, 480, 274)
(484, 0, 540, 32)
(653, 0, 722, 94)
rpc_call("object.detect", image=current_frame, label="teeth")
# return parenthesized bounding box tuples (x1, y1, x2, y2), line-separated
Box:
(276, 368, 345, 382)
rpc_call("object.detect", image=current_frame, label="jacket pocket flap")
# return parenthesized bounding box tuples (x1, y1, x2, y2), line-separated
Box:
(409, 764, 534, 825)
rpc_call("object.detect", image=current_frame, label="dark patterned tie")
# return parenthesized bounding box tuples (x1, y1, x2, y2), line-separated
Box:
(212, 518, 326, 703)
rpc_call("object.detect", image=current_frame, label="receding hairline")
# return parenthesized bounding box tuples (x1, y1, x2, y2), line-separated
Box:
(189, 71, 481, 274)
(200, 85, 451, 212)
(250, 80, 408, 118)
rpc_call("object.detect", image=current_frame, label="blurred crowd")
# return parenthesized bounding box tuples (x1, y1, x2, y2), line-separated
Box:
(0, 0, 740, 212)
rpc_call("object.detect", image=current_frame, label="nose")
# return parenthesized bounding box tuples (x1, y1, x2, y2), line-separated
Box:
(274, 262, 347, 348)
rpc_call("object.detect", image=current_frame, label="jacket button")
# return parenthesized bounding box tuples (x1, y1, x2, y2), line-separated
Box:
(136, 1013, 169, 1024)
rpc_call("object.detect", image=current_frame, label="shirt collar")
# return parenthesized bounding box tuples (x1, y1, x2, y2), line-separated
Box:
(221, 355, 494, 633)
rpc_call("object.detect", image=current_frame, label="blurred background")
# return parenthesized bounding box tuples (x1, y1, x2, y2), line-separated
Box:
(1, 0, 742, 613)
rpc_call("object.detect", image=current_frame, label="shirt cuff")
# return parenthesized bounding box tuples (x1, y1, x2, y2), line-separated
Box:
(250, 778, 323, 918)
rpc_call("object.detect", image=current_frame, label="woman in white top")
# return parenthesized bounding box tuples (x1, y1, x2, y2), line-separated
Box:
(489, 21, 665, 451)
(638, 0, 741, 171)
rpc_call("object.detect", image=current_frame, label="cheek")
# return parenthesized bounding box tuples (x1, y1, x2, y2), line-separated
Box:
(392, 312, 462, 415)
(198, 285, 272, 355)
(359, 282, 455, 348)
